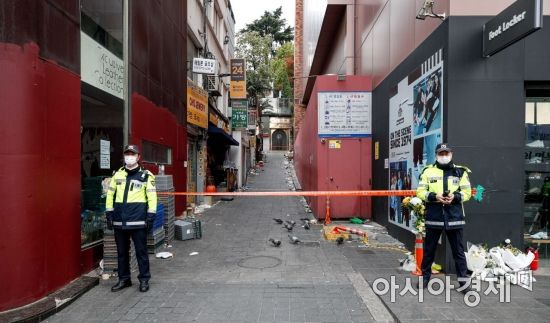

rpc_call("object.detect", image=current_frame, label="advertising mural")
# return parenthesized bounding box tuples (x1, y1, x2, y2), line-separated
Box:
(389, 51, 444, 231)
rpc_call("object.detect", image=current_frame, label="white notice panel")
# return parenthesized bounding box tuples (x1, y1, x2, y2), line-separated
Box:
(100, 140, 110, 169)
(81, 32, 124, 99)
(318, 92, 372, 138)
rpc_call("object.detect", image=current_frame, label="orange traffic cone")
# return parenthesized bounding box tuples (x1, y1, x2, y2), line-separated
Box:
(412, 234, 423, 276)
(324, 196, 331, 225)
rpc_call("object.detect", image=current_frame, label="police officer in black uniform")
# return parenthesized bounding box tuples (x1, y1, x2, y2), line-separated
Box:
(106, 145, 157, 292)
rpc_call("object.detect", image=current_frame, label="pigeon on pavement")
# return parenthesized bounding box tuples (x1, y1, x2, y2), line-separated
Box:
(288, 235, 301, 244)
(273, 218, 284, 224)
(269, 238, 281, 247)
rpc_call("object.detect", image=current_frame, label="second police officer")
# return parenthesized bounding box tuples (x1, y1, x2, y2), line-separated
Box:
(416, 143, 472, 293)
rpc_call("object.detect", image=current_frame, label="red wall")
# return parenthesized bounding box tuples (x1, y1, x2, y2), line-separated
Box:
(131, 94, 187, 216)
(294, 75, 373, 219)
(0, 43, 81, 311)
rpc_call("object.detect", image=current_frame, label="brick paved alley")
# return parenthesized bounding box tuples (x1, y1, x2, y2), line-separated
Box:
(46, 151, 550, 323)
(47, 152, 384, 323)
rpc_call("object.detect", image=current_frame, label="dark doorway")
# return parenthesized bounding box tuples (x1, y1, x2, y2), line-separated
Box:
(272, 129, 288, 151)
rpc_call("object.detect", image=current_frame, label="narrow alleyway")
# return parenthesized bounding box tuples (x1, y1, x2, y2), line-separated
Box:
(48, 152, 381, 323)
(46, 151, 550, 323)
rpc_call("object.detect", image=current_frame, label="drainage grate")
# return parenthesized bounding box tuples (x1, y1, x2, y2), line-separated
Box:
(237, 256, 282, 269)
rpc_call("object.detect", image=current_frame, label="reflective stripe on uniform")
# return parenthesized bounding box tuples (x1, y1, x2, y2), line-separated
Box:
(112, 221, 146, 226)
(147, 189, 156, 193)
(147, 209, 157, 214)
(425, 221, 444, 226)
(106, 208, 114, 212)
(460, 185, 470, 189)
(108, 187, 116, 191)
(448, 220, 465, 226)
(418, 184, 428, 188)
(415, 243, 423, 248)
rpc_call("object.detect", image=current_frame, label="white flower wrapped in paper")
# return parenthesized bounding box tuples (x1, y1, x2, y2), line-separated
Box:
(410, 197, 423, 206)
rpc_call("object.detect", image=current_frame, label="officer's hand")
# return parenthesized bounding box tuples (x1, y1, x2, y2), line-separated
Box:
(146, 213, 155, 232)
(436, 194, 447, 204)
(445, 194, 455, 204)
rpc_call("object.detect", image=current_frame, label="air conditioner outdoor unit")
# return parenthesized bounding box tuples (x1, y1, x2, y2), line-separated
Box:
(207, 75, 218, 91)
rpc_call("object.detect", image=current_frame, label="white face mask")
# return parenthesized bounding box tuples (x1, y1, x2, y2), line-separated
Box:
(124, 155, 138, 167)
(437, 155, 452, 165)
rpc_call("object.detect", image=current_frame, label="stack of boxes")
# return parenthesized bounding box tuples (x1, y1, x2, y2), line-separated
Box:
(147, 204, 165, 254)
(156, 175, 175, 244)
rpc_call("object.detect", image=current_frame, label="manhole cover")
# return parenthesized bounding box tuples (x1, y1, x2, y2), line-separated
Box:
(237, 256, 282, 269)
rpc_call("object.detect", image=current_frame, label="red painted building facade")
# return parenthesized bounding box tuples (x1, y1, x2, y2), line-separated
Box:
(0, 0, 188, 311)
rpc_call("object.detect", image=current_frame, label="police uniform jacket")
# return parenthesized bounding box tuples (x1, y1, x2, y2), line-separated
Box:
(106, 166, 157, 229)
(416, 162, 471, 230)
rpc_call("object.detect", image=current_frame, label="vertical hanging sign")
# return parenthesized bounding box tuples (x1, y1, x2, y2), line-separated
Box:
(230, 59, 246, 99)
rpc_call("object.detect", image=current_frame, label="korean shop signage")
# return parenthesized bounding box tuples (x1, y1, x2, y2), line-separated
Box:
(483, 0, 542, 57)
(187, 80, 208, 129)
(192, 58, 217, 74)
(231, 99, 248, 130)
(230, 59, 246, 99)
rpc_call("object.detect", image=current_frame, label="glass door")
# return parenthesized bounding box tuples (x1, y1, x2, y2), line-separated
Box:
(524, 98, 550, 267)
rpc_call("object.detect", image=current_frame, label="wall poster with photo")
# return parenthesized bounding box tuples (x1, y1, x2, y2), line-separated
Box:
(388, 49, 444, 231)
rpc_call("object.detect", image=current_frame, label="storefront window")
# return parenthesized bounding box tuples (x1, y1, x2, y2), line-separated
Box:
(80, 0, 124, 248)
(142, 141, 173, 165)
(524, 99, 550, 267)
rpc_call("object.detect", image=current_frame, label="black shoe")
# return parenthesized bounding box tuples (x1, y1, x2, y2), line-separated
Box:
(458, 284, 473, 294)
(139, 280, 149, 292)
(111, 280, 132, 292)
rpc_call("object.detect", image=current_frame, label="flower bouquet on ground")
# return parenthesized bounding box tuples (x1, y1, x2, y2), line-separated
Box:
(402, 197, 426, 237)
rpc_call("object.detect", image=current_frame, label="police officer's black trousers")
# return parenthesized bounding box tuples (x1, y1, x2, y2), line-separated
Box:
(421, 228, 468, 281)
(114, 228, 151, 282)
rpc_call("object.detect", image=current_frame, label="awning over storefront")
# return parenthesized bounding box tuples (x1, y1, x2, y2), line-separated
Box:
(208, 125, 239, 146)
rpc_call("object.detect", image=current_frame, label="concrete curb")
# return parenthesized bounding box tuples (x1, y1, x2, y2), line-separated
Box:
(0, 276, 99, 322)
(348, 272, 398, 323)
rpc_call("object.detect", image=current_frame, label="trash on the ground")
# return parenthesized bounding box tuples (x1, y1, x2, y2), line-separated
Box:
(362, 224, 374, 228)
(349, 217, 364, 224)
(215, 223, 221, 226)
(156, 252, 173, 259)
(273, 218, 284, 224)
(189, 252, 199, 256)
(269, 238, 281, 247)
(101, 273, 110, 280)
(166, 244, 173, 248)
(309, 219, 318, 224)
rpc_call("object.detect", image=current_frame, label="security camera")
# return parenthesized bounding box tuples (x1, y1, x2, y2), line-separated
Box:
(416, 0, 446, 21)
